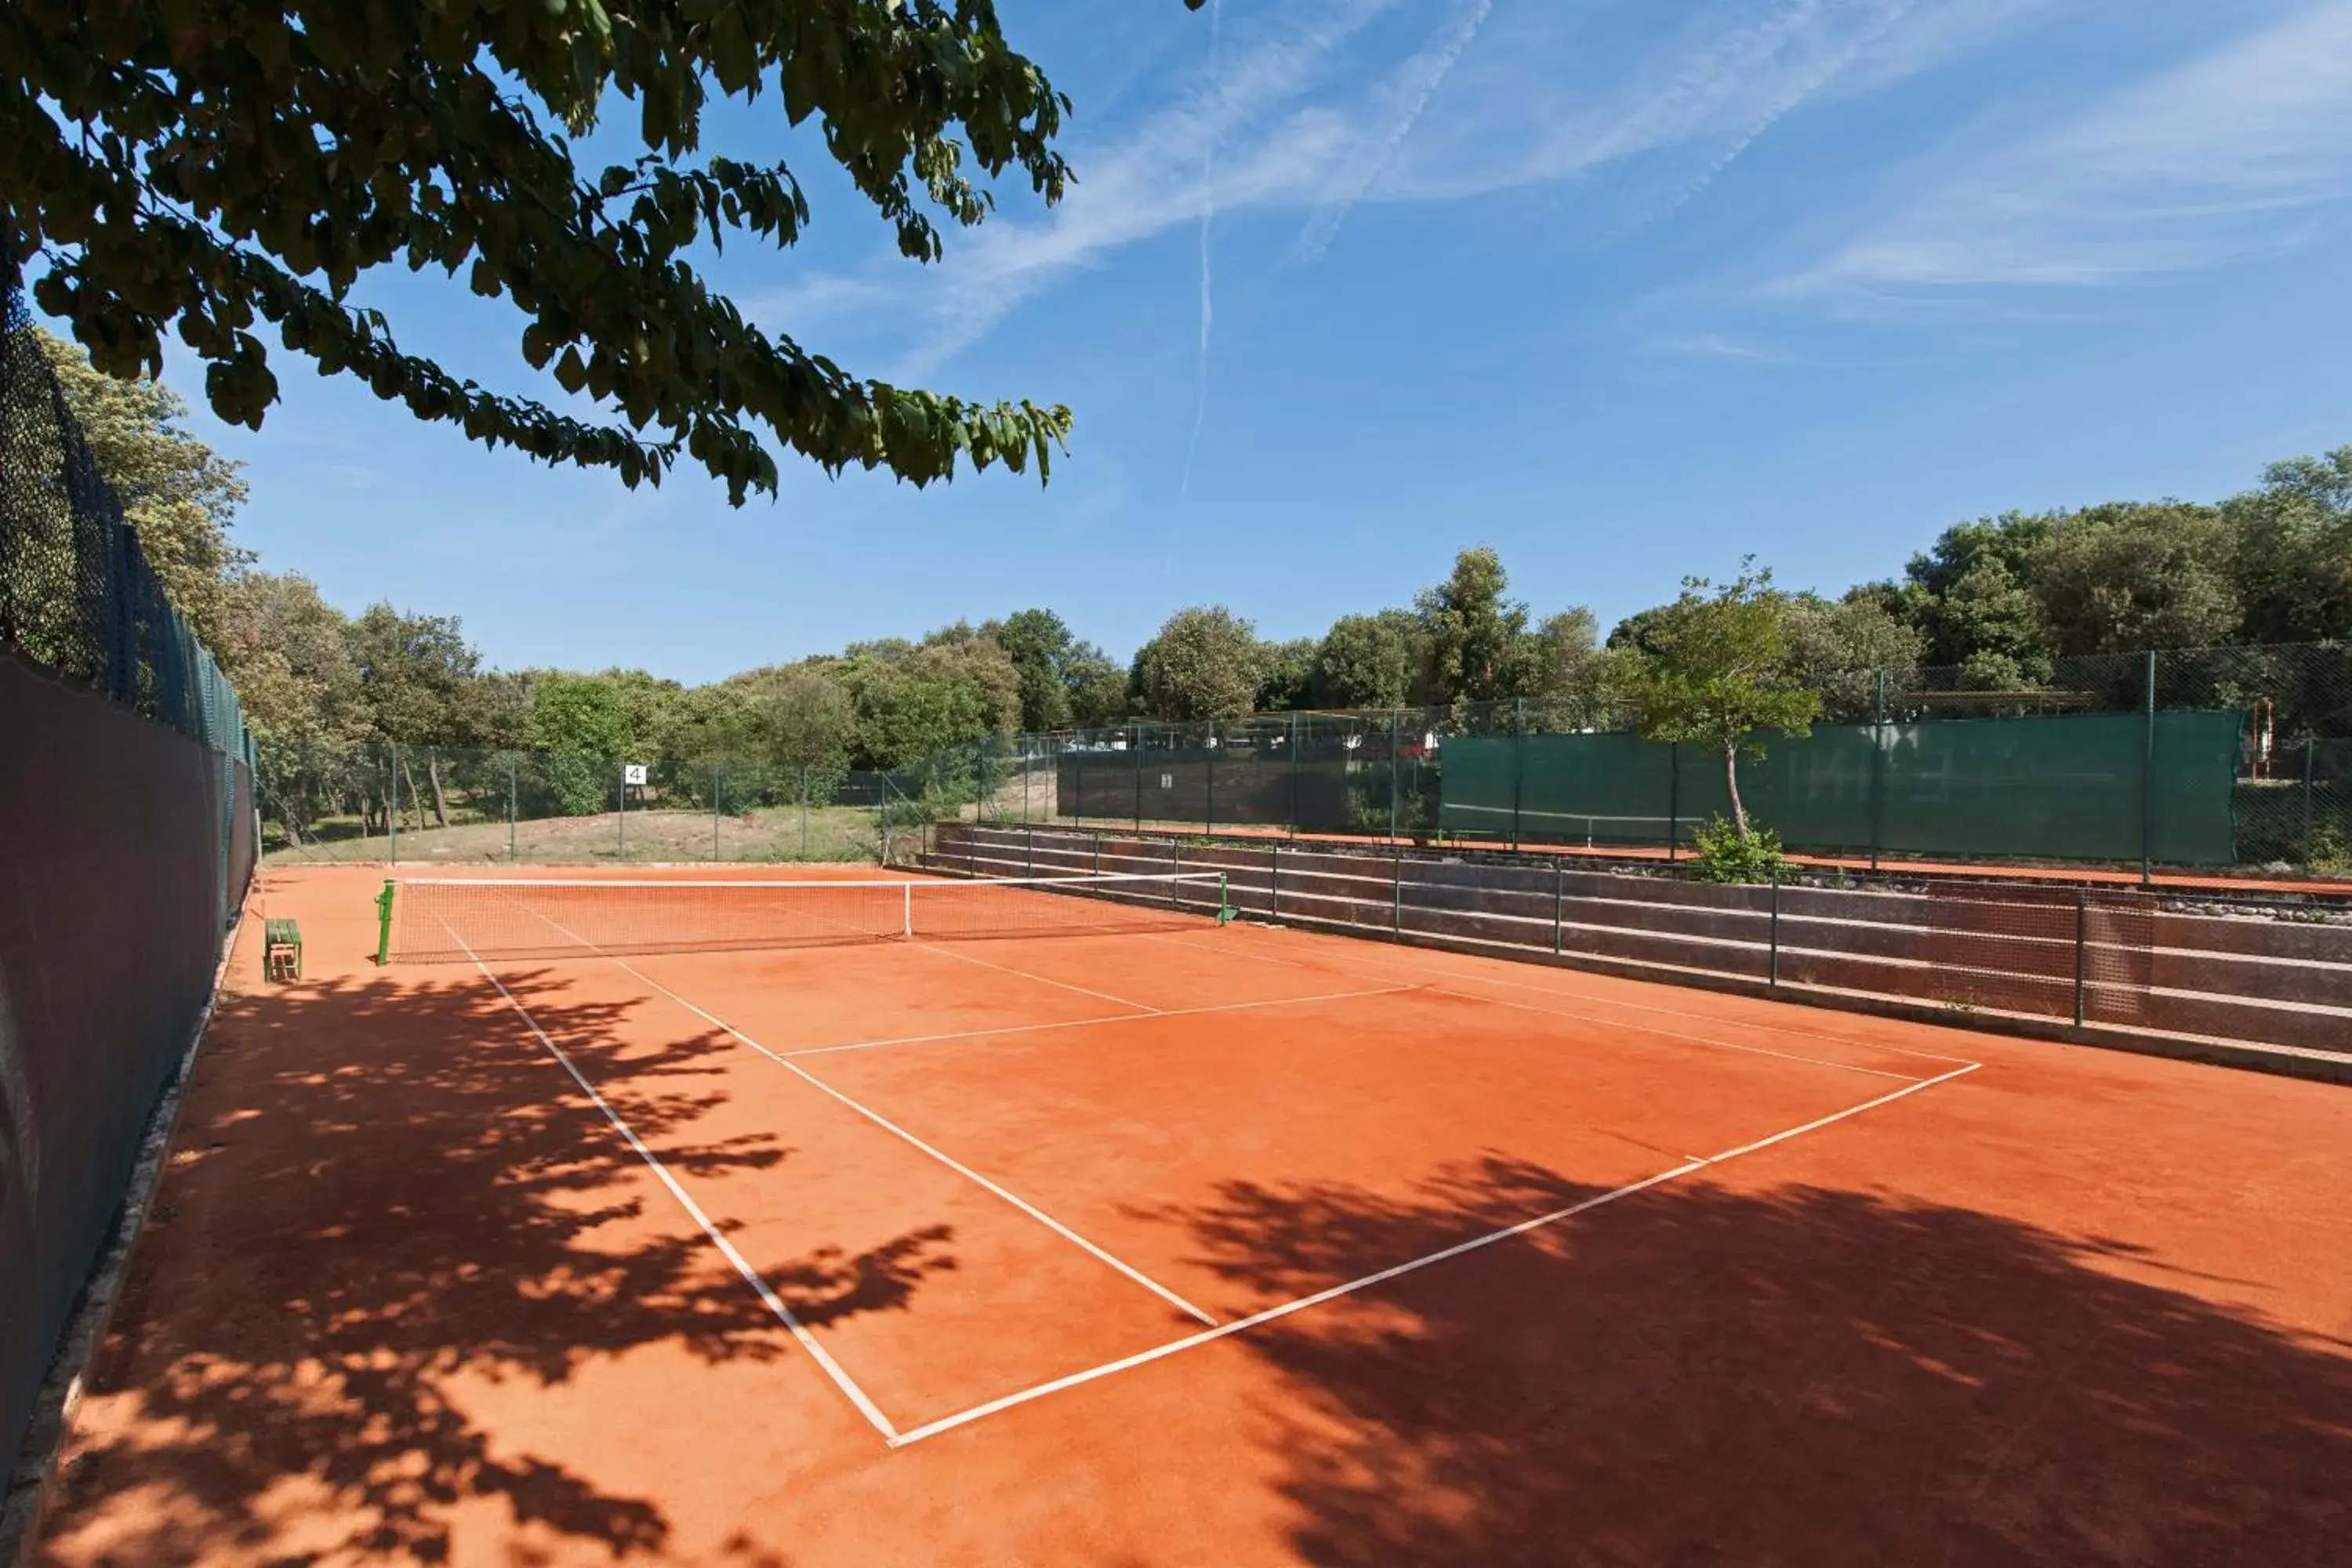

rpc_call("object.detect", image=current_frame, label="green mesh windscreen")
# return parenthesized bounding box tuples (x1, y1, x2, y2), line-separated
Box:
(1440, 710, 2245, 866)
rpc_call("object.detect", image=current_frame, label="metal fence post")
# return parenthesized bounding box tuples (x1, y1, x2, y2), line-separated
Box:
(1271, 843, 1282, 920)
(1553, 856, 1564, 956)
(2303, 735, 2317, 870)
(1666, 743, 1679, 862)
(506, 756, 517, 862)
(1133, 723, 1144, 832)
(2141, 649, 2157, 885)
(1389, 712, 1402, 842)
(388, 744, 399, 865)
(801, 766, 811, 858)
(617, 759, 626, 858)
(1287, 712, 1300, 839)
(2073, 887, 2089, 1028)
(1767, 871, 1781, 987)
(712, 764, 721, 861)
(1870, 670, 1886, 873)
(1392, 840, 1403, 932)
(1511, 698, 1526, 851)
(1207, 725, 1218, 837)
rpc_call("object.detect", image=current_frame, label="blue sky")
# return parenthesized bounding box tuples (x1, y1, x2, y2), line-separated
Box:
(100, 0, 2352, 681)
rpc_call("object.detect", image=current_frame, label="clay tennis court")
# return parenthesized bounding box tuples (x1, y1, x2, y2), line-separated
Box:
(31, 863, 2352, 1566)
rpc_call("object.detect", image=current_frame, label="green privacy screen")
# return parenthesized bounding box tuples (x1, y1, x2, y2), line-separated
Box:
(1439, 710, 2246, 866)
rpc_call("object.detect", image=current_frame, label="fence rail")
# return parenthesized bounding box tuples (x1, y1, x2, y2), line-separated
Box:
(924, 824, 2352, 1076)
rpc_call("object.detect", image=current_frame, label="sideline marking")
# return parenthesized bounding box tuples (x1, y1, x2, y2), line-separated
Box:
(886, 1059, 1983, 1448)
(782, 984, 1420, 1061)
(450, 930, 900, 1443)
(586, 949, 1221, 1330)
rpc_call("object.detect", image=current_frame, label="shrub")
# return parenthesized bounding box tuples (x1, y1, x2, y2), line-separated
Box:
(1690, 816, 1787, 883)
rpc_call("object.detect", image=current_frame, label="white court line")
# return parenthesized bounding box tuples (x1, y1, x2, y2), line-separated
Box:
(448, 928, 901, 1443)
(782, 985, 1421, 1061)
(1146, 927, 1981, 1066)
(885, 1058, 1984, 1449)
(912, 938, 1162, 1013)
(585, 950, 1222, 1330)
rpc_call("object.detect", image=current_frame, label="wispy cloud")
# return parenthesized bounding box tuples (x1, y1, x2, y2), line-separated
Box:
(750, 0, 2057, 377)
(1789, 0, 2352, 292)
(1292, 0, 1494, 263)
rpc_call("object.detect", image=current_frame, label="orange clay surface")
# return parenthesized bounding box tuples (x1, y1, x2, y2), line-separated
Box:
(33, 862, 2352, 1566)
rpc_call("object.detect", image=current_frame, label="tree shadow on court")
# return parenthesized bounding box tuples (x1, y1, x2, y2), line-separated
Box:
(1153, 1156, 2352, 1567)
(34, 966, 957, 1566)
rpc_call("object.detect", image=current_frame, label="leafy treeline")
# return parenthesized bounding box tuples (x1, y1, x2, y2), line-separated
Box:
(35, 328, 2352, 797)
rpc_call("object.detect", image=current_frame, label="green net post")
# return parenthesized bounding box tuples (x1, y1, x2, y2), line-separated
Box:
(375, 880, 394, 966)
(387, 743, 399, 865)
(2140, 650, 2157, 885)
(1218, 871, 1233, 925)
(507, 756, 517, 862)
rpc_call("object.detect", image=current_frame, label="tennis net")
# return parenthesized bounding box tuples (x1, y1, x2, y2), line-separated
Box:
(376, 870, 1235, 964)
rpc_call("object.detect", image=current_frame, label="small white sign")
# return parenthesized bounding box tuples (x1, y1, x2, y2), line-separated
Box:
(622, 763, 648, 786)
(1160, 772, 1174, 789)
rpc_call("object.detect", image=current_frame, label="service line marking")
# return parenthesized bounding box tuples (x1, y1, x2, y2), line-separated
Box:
(885, 1059, 1983, 1448)
(782, 984, 1421, 1061)
(587, 949, 1222, 1330)
(448, 924, 901, 1443)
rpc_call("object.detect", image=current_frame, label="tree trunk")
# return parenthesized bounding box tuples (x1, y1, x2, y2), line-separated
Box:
(1723, 740, 1749, 837)
(400, 754, 428, 831)
(426, 750, 449, 827)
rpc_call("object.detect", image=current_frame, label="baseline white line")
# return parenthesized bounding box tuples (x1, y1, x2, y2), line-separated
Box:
(887, 1054, 1987, 1448)
(452, 935, 900, 1443)
(1147, 927, 1980, 1065)
(913, 938, 1163, 1013)
(886, 1161, 1702, 1447)
(781, 985, 1421, 1061)
(589, 952, 1222, 1330)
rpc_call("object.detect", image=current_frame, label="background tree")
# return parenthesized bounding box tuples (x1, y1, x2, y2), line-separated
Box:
(2223, 451, 2352, 644)
(36, 325, 247, 646)
(525, 673, 633, 815)
(348, 604, 485, 825)
(1134, 606, 1263, 723)
(1255, 637, 1319, 713)
(1063, 641, 1131, 729)
(1312, 611, 1423, 710)
(1524, 608, 1613, 728)
(2, 2, 1225, 499)
(2028, 502, 2241, 657)
(1628, 564, 1822, 839)
(215, 572, 361, 844)
(986, 608, 1079, 731)
(1417, 547, 1534, 706)
(1876, 514, 2054, 688)
(1777, 590, 1924, 721)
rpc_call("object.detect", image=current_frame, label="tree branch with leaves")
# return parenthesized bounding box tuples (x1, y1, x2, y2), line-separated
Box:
(4, 0, 1206, 503)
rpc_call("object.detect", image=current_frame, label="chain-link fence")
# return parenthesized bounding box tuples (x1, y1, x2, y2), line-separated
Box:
(2, 274, 256, 1494)
(260, 744, 919, 866)
(945, 645, 2352, 881)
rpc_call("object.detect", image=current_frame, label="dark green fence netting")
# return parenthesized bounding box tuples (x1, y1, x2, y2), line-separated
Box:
(1440, 710, 2246, 866)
